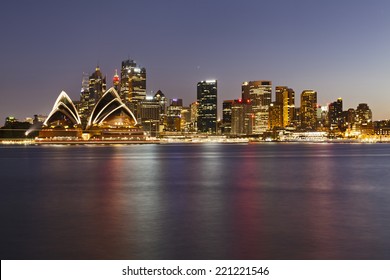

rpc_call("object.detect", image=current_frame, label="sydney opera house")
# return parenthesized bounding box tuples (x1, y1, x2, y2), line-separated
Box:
(39, 87, 145, 141)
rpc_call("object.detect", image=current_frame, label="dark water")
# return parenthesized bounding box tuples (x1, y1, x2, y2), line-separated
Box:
(1, 143, 390, 260)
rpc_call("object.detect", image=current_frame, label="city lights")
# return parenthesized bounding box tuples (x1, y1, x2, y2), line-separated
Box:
(1, 58, 390, 144)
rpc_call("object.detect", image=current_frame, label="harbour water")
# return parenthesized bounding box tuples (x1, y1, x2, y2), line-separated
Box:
(1, 143, 390, 259)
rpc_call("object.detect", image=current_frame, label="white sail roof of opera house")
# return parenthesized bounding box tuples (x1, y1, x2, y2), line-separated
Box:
(44, 91, 82, 127)
(87, 87, 137, 128)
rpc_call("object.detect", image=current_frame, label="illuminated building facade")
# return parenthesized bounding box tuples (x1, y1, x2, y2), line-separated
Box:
(40, 87, 143, 140)
(39, 91, 82, 138)
(276, 86, 295, 127)
(222, 100, 234, 134)
(269, 102, 283, 129)
(328, 98, 344, 129)
(354, 103, 373, 134)
(87, 87, 136, 128)
(87, 87, 142, 139)
(139, 97, 160, 136)
(190, 101, 198, 131)
(197, 80, 217, 133)
(113, 69, 120, 93)
(346, 108, 356, 129)
(180, 107, 191, 132)
(374, 120, 390, 136)
(231, 99, 252, 136)
(89, 66, 107, 109)
(316, 105, 329, 131)
(246, 81, 272, 135)
(300, 90, 317, 130)
(154, 90, 167, 123)
(78, 72, 90, 128)
(166, 99, 183, 132)
(120, 59, 146, 119)
(355, 103, 372, 124)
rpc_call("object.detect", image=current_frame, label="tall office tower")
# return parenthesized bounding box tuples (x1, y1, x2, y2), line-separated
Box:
(113, 69, 120, 93)
(89, 66, 106, 102)
(197, 80, 217, 133)
(154, 90, 167, 117)
(275, 86, 284, 104)
(190, 101, 198, 131)
(180, 107, 191, 132)
(269, 102, 283, 129)
(245, 80, 272, 135)
(241, 82, 250, 100)
(79, 72, 90, 128)
(166, 99, 183, 132)
(222, 100, 234, 135)
(328, 98, 344, 129)
(276, 86, 295, 128)
(300, 90, 317, 130)
(231, 99, 253, 136)
(120, 59, 146, 118)
(139, 96, 161, 136)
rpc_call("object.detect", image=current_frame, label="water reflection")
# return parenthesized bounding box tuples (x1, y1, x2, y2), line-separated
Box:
(1, 144, 390, 259)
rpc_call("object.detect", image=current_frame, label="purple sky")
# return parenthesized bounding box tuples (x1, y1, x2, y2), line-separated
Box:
(1, 0, 390, 123)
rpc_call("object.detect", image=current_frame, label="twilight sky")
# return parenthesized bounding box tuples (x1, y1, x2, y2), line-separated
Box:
(1, 0, 390, 122)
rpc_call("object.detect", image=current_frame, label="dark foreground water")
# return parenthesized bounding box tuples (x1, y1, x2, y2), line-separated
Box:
(1, 143, 390, 260)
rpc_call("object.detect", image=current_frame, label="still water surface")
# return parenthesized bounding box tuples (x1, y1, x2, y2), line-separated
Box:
(1, 143, 390, 259)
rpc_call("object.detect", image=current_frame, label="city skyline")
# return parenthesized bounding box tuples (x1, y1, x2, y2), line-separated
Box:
(1, 0, 390, 122)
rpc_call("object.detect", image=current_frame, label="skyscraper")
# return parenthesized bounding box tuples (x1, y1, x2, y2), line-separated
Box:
(79, 72, 90, 128)
(190, 101, 198, 131)
(300, 90, 317, 130)
(113, 69, 120, 93)
(78, 66, 107, 129)
(328, 98, 343, 129)
(269, 102, 283, 129)
(246, 80, 272, 135)
(166, 99, 183, 132)
(154, 90, 167, 119)
(222, 100, 234, 134)
(276, 86, 295, 128)
(241, 82, 250, 100)
(120, 59, 146, 119)
(89, 66, 106, 104)
(231, 99, 253, 136)
(197, 80, 217, 133)
(139, 96, 160, 137)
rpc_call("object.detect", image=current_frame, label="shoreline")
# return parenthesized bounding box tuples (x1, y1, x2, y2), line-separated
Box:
(1, 138, 390, 145)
